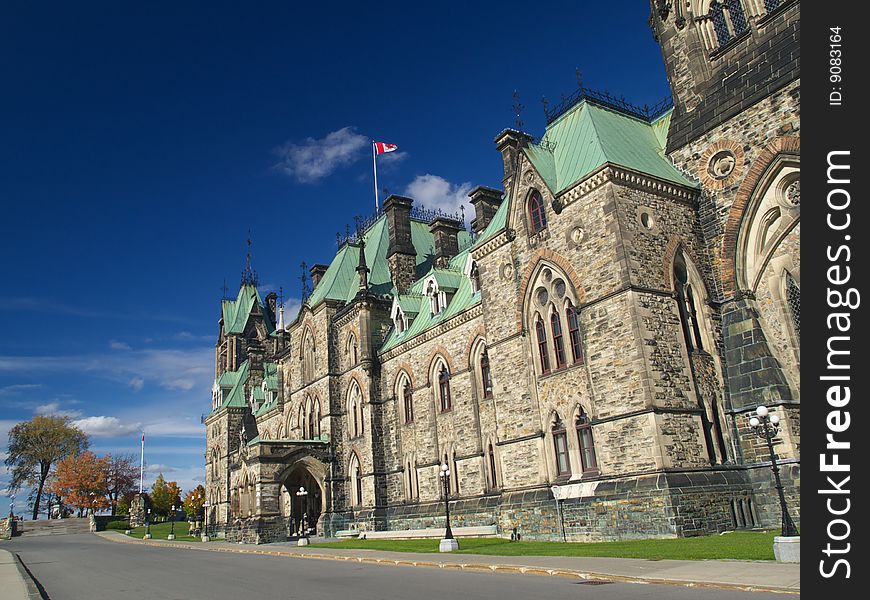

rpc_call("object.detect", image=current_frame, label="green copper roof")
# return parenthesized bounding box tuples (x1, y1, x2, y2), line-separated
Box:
(524, 100, 696, 194)
(380, 248, 480, 353)
(216, 360, 250, 410)
(304, 214, 471, 310)
(264, 361, 278, 391)
(221, 284, 274, 335)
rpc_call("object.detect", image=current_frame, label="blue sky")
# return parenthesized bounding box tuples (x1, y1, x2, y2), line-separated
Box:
(0, 1, 670, 515)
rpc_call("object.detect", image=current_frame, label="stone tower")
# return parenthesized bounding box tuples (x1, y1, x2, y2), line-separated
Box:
(652, 0, 801, 526)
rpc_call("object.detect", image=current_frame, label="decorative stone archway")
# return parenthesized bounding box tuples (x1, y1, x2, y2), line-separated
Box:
(280, 460, 326, 536)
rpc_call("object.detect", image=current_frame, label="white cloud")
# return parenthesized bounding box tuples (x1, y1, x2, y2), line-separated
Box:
(128, 377, 145, 392)
(274, 126, 368, 183)
(0, 347, 214, 395)
(0, 383, 42, 396)
(404, 174, 473, 221)
(109, 340, 131, 350)
(34, 402, 82, 419)
(72, 416, 142, 438)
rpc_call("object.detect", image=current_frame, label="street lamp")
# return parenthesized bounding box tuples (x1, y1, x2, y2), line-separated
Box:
(9, 494, 14, 519)
(144, 508, 152, 539)
(438, 463, 458, 552)
(749, 405, 798, 537)
(168, 504, 176, 540)
(295, 487, 309, 546)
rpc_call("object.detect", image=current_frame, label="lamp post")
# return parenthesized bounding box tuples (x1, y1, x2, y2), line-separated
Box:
(202, 501, 210, 542)
(438, 463, 458, 552)
(749, 405, 800, 562)
(144, 508, 152, 539)
(168, 504, 176, 540)
(295, 487, 309, 546)
(9, 494, 14, 519)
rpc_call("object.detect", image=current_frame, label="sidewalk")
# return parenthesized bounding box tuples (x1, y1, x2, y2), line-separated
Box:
(96, 531, 799, 594)
(0, 548, 36, 600)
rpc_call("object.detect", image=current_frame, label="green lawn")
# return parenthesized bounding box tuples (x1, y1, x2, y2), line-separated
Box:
(125, 520, 202, 542)
(315, 530, 777, 561)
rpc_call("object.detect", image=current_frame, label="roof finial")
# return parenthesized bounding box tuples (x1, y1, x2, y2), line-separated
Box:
(575, 67, 584, 90)
(355, 217, 370, 293)
(221, 279, 230, 300)
(512, 90, 524, 130)
(277, 286, 285, 329)
(241, 231, 259, 287)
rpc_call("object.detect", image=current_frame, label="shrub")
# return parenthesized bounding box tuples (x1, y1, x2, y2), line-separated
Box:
(105, 520, 130, 530)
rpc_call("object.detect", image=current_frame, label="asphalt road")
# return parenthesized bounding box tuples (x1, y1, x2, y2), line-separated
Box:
(6, 534, 789, 600)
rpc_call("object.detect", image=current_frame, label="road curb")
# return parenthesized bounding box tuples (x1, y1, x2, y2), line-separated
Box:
(93, 531, 798, 595)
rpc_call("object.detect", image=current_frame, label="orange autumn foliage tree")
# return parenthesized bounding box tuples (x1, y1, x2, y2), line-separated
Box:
(48, 451, 111, 515)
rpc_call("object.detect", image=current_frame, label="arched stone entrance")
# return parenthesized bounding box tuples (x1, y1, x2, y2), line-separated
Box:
(279, 458, 326, 536)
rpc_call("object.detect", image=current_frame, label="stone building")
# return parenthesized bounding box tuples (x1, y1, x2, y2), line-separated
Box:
(204, 0, 799, 543)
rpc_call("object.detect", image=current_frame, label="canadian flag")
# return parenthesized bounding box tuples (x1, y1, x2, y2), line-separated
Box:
(374, 141, 398, 155)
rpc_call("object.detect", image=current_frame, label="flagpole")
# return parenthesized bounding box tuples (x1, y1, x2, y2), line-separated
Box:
(372, 141, 379, 213)
(139, 432, 145, 494)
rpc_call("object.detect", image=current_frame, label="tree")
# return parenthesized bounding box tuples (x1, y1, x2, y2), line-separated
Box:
(183, 485, 206, 520)
(150, 474, 182, 516)
(103, 454, 138, 516)
(5, 415, 89, 520)
(48, 451, 110, 516)
(116, 490, 137, 516)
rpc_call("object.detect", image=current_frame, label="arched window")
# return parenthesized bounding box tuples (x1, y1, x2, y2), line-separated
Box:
(709, 0, 749, 48)
(349, 454, 362, 506)
(552, 418, 570, 477)
(487, 443, 498, 490)
(470, 262, 481, 294)
(427, 281, 441, 316)
(402, 377, 414, 423)
(575, 408, 598, 474)
(785, 271, 800, 340)
(535, 316, 550, 374)
(347, 333, 358, 366)
(438, 365, 452, 412)
(480, 349, 493, 398)
(685, 284, 705, 352)
(566, 302, 584, 364)
(301, 328, 316, 384)
(550, 307, 567, 369)
(528, 190, 547, 233)
(348, 383, 363, 438)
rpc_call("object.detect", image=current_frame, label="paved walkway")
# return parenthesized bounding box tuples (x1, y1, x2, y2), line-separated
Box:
(0, 548, 35, 600)
(96, 531, 800, 594)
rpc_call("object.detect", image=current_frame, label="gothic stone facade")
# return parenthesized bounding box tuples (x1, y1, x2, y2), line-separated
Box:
(204, 0, 799, 543)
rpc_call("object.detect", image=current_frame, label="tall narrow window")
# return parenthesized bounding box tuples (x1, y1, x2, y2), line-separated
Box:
(726, 0, 748, 36)
(710, 1, 731, 47)
(685, 285, 705, 351)
(480, 349, 493, 398)
(552, 420, 570, 476)
(536, 316, 550, 374)
(566, 302, 584, 364)
(438, 366, 452, 412)
(470, 262, 481, 294)
(403, 380, 414, 423)
(576, 409, 598, 474)
(350, 456, 362, 506)
(308, 407, 315, 439)
(352, 402, 359, 438)
(487, 443, 498, 489)
(528, 191, 547, 233)
(550, 309, 567, 369)
(785, 272, 800, 340)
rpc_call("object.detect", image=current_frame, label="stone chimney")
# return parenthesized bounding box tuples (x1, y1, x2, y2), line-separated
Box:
(309, 264, 329, 288)
(494, 129, 533, 190)
(468, 186, 503, 235)
(384, 194, 417, 293)
(429, 216, 463, 268)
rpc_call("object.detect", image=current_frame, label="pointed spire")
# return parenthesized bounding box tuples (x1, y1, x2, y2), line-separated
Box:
(356, 237, 370, 292)
(277, 286, 286, 330)
(241, 232, 259, 287)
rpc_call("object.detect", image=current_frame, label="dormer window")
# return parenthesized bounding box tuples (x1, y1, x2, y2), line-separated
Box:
(529, 190, 547, 234)
(427, 281, 442, 315)
(470, 262, 481, 294)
